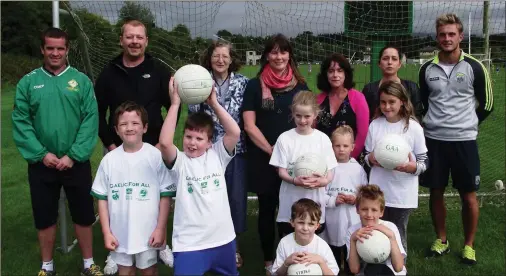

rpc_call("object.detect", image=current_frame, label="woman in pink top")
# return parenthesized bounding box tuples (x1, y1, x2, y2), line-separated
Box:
(316, 53, 369, 159)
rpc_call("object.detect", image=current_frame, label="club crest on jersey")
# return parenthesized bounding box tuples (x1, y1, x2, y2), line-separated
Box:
(67, 79, 79, 91)
(456, 72, 465, 83)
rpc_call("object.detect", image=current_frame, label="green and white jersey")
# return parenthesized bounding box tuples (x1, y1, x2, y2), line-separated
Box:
(91, 143, 176, 254)
(169, 139, 235, 252)
(12, 66, 98, 163)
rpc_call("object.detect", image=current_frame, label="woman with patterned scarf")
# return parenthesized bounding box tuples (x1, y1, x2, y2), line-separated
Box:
(242, 33, 308, 275)
(188, 40, 249, 268)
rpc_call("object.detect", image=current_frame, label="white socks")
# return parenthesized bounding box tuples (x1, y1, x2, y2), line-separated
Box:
(42, 258, 94, 271)
(83, 257, 95, 269)
(42, 260, 54, 271)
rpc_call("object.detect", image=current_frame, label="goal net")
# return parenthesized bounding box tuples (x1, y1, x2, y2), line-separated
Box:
(62, 0, 504, 191)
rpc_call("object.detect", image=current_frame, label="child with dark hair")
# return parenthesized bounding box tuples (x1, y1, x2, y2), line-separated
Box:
(159, 78, 241, 275)
(272, 198, 339, 276)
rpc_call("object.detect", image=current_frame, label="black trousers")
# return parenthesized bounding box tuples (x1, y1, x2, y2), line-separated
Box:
(257, 192, 280, 262)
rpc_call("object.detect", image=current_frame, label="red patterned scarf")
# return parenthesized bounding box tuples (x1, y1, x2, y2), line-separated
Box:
(260, 65, 297, 109)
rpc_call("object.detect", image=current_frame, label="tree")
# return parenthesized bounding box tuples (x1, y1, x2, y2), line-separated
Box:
(172, 24, 191, 37)
(116, 1, 155, 33)
(1, 1, 52, 57)
(216, 29, 233, 41)
(61, 8, 119, 77)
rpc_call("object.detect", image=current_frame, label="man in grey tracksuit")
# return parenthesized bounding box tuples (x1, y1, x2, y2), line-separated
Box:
(419, 14, 493, 265)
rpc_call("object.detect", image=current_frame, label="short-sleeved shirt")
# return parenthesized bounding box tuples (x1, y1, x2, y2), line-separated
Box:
(167, 139, 236, 252)
(365, 117, 427, 208)
(346, 220, 407, 275)
(270, 129, 338, 223)
(272, 233, 339, 275)
(91, 143, 175, 254)
(322, 158, 367, 247)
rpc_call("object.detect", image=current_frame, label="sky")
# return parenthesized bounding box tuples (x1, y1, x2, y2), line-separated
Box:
(70, 1, 505, 38)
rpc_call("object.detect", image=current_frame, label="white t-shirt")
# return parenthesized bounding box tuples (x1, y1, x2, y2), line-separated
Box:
(438, 62, 456, 77)
(345, 220, 407, 275)
(91, 143, 175, 254)
(272, 233, 339, 275)
(365, 117, 427, 208)
(321, 158, 367, 247)
(169, 139, 235, 252)
(270, 129, 338, 223)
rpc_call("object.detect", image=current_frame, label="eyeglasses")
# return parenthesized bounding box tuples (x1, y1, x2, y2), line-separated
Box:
(211, 55, 231, 61)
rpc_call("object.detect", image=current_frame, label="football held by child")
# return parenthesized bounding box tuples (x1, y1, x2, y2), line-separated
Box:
(272, 198, 339, 276)
(321, 125, 368, 274)
(346, 185, 406, 276)
(270, 91, 338, 237)
(364, 81, 428, 252)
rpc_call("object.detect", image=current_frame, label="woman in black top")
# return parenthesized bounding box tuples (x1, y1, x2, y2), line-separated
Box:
(362, 46, 423, 122)
(242, 33, 308, 274)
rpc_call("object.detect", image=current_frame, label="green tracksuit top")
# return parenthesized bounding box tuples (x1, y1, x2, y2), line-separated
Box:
(12, 66, 98, 164)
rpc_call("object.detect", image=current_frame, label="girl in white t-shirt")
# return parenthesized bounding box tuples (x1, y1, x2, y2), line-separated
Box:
(270, 91, 338, 238)
(365, 81, 428, 253)
(321, 125, 368, 274)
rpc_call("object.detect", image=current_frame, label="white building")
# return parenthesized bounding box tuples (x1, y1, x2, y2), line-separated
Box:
(246, 51, 261, 65)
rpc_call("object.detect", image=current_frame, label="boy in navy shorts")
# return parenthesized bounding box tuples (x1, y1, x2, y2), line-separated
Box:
(159, 77, 241, 275)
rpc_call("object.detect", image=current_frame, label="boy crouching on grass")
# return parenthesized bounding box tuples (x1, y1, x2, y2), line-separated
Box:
(272, 198, 339, 276)
(92, 101, 174, 276)
(159, 77, 241, 275)
(346, 184, 406, 276)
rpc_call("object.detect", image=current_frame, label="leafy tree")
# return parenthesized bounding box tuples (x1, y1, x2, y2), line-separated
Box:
(116, 1, 155, 33)
(1, 1, 52, 57)
(61, 8, 119, 77)
(216, 29, 233, 41)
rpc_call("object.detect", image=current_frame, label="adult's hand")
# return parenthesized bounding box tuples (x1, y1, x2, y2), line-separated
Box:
(42, 153, 60, 168)
(56, 155, 74, 171)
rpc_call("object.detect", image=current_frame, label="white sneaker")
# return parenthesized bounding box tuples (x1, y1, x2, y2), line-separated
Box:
(159, 245, 174, 267)
(104, 253, 118, 275)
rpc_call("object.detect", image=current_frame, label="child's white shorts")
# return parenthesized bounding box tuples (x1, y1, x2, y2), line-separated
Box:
(111, 249, 158, 269)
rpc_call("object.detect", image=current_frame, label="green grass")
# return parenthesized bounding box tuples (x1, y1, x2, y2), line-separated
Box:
(1, 65, 505, 275)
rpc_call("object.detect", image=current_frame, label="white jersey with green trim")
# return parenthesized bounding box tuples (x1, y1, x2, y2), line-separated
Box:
(169, 139, 235, 252)
(91, 143, 176, 254)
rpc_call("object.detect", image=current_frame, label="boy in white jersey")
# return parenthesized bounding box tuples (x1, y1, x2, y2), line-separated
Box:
(272, 198, 339, 275)
(346, 185, 406, 276)
(92, 101, 173, 276)
(321, 126, 367, 275)
(159, 77, 241, 275)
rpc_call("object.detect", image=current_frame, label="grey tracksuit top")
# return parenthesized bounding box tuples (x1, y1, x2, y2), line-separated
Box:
(419, 50, 494, 141)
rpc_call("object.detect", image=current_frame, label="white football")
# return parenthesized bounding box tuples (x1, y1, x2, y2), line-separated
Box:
(373, 134, 411, 170)
(287, 263, 323, 276)
(293, 153, 327, 178)
(173, 64, 213, 105)
(356, 230, 391, 264)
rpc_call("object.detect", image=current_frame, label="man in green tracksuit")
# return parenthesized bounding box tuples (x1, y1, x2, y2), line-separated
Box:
(12, 28, 103, 276)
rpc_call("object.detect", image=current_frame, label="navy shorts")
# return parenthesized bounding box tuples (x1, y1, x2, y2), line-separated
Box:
(173, 239, 238, 276)
(225, 153, 248, 234)
(28, 161, 96, 230)
(421, 138, 481, 193)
